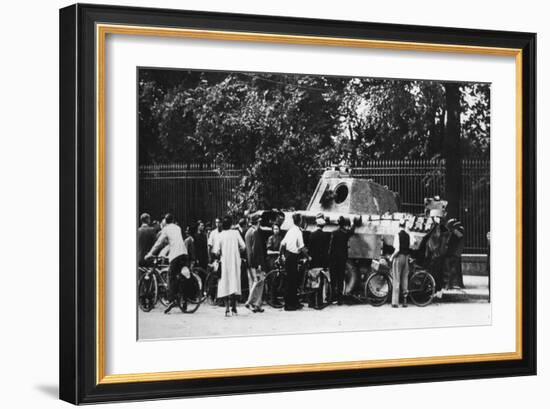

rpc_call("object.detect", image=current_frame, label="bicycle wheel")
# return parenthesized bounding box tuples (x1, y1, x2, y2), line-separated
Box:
(183, 272, 202, 313)
(192, 267, 208, 302)
(264, 270, 285, 308)
(158, 269, 170, 307)
(203, 272, 220, 306)
(364, 272, 392, 307)
(312, 272, 332, 310)
(138, 272, 158, 312)
(408, 271, 436, 307)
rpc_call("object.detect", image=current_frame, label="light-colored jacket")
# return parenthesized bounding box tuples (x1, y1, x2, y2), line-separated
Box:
(146, 223, 187, 262)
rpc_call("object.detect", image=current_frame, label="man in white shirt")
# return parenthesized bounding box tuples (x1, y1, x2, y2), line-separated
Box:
(280, 213, 307, 311)
(146, 213, 188, 313)
(207, 217, 223, 262)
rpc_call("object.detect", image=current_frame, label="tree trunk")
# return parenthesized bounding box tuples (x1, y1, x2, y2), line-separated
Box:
(443, 83, 462, 219)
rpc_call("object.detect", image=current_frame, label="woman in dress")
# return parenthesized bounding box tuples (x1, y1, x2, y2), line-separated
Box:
(213, 215, 246, 316)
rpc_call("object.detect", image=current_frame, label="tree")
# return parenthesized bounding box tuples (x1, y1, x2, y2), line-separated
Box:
(443, 82, 462, 219)
(138, 69, 490, 214)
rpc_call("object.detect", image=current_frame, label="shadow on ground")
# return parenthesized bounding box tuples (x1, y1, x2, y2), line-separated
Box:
(35, 384, 58, 399)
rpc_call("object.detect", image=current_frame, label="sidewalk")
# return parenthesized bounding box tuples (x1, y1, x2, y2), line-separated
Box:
(441, 275, 490, 302)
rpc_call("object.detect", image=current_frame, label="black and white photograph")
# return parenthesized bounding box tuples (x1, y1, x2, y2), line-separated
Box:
(136, 68, 491, 340)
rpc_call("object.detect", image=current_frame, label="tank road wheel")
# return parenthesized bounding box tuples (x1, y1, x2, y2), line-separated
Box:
(364, 272, 392, 307)
(138, 272, 158, 312)
(312, 271, 332, 310)
(264, 270, 285, 308)
(408, 271, 436, 307)
(343, 261, 359, 295)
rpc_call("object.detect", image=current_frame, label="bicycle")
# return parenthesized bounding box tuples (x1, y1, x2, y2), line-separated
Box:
(139, 256, 205, 314)
(201, 261, 222, 306)
(170, 264, 204, 313)
(137, 256, 169, 312)
(263, 258, 332, 310)
(363, 262, 393, 306)
(363, 257, 436, 307)
(407, 264, 436, 306)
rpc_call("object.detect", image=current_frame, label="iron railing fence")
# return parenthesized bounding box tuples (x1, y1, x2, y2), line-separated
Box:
(139, 160, 489, 253)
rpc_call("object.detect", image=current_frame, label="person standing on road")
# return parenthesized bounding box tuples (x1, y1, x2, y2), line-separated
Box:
(308, 214, 330, 269)
(280, 213, 307, 311)
(145, 213, 189, 313)
(266, 223, 283, 271)
(328, 216, 356, 305)
(237, 217, 248, 241)
(443, 218, 465, 289)
(213, 215, 246, 317)
(236, 217, 250, 291)
(208, 218, 223, 262)
(184, 225, 196, 269)
(194, 220, 208, 269)
(244, 214, 266, 313)
(137, 213, 157, 267)
(306, 215, 331, 308)
(390, 220, 411, 308)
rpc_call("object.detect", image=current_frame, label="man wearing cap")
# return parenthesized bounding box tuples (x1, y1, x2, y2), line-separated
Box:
(390, 220, 411, 308)
(244, 214, 266, 312)
(137, 213, 157, 266)
(308, 214, 330, 269)
(328, 216, 356, 305)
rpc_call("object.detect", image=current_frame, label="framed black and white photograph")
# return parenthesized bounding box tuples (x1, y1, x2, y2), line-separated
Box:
(136, 67, 492, 339)
(59, 3, 536, 404)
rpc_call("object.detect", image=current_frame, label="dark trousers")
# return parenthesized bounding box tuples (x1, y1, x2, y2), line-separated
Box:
(168, 254, 188, 302)
(430, 257, 444, 291)
(444, 255, 463, 289)
(284, 251, 300, 308)
(330, 259, 346, 300)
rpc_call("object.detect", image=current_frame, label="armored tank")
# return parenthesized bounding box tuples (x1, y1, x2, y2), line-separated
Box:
(255, 165, 448, 290)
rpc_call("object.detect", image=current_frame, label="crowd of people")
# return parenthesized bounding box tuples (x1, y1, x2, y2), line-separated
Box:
(137, 210, 414, 316)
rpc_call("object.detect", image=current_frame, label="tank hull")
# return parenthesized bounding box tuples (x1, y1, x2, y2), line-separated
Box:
(279, 210, 432, 259)
(255, 166, 441, 260)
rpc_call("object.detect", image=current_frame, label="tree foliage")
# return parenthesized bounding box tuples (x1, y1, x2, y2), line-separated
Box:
(139, 69, 490, 213)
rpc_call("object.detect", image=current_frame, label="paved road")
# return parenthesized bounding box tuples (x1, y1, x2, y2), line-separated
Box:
(138, 298, 491, 340)
(139, 275, 490, 340)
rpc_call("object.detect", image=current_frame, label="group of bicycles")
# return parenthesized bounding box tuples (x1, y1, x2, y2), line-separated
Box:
(137, 256, 207, 313)
(138, 255, 438, 313)
(261, 256, 437, 309)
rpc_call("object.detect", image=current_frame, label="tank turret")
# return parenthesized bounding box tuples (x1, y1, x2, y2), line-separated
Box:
(307, 166, 399, 215)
